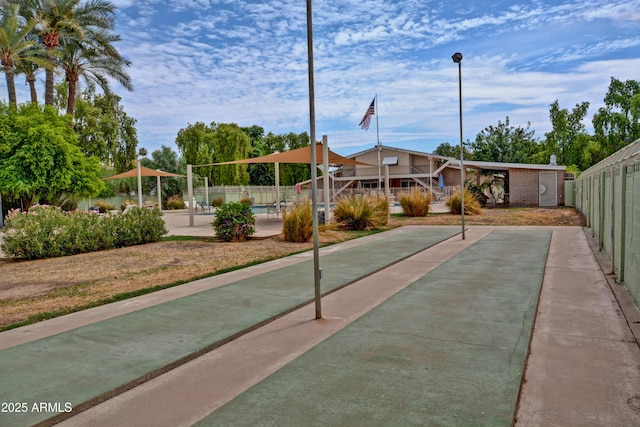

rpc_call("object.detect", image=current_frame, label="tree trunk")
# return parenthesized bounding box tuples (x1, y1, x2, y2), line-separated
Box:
(67, 73, 79, 116)
(22, 194, 35, 212)
(4, 63, 17, 106)
(43, 35, 59, 106)
(66, 75, 77, 116)
(27, 74, 38, 104)
(45, 63, 55, 106)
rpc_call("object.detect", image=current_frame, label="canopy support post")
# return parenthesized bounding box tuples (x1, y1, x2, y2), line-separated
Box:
(187, 164, 194, 226)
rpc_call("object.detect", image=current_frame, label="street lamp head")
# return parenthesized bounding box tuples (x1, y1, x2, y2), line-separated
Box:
(452, 52, 463, 63)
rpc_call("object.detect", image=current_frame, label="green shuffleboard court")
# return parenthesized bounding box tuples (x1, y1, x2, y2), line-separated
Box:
(199, 230, 551, 426)
(0, 227, 459, 427)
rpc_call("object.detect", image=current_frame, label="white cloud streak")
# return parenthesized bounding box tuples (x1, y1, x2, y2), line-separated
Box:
(10, 0, 640, 156)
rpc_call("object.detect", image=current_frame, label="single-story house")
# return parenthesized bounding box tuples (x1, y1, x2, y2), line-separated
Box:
(329, 145, 566, 207)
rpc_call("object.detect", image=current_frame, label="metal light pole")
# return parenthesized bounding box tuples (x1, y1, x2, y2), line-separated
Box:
(452, 52, 465, 240)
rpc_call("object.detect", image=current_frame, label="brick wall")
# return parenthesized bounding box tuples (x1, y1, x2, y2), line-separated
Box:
(556, 170, 565, 205)
(509, 169, 539, 206)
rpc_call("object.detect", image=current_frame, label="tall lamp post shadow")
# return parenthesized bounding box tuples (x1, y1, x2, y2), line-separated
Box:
(452, 52, 465, 240)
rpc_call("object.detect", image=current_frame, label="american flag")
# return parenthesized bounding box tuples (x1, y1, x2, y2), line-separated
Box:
(359, 98, 375, 130)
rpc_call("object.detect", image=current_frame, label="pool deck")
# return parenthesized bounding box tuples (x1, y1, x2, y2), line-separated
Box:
(161, 200, 450, 239)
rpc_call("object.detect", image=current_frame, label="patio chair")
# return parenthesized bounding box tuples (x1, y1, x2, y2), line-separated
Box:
(196, 201, 212, 214)
(267, 202, 279, 219)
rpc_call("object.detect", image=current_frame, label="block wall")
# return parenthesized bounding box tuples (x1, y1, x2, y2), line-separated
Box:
(509, 169, 540, 206)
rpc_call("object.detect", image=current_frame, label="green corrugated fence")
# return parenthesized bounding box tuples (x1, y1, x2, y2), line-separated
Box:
(575, 138, 640, 308)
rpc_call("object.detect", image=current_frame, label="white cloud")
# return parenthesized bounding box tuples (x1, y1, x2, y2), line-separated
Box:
(8, 0, 640, 158)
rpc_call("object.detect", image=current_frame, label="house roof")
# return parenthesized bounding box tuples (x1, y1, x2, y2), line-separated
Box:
(347, 145, 565, 171)
(451, 159, 566, 171)
(347, 145, 451, 162)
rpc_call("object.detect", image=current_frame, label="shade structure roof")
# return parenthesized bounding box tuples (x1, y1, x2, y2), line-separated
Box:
(212, 143, 373, 166)
(102, 165, 185, 180)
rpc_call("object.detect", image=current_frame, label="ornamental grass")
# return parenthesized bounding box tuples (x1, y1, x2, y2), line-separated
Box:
(333, 194, 388, 231)
(446, 189, 482, 215)
(282, 200, 313, 242)
(398, 187, 431, 217)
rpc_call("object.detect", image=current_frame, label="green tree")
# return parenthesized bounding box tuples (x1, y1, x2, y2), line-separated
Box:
(176, 122, 255, 185)
(14, 59, 41, 103)
(59, 27, 132, 115)
(22, 0, 83, 106)
(175, 121, 216, 181)
(469, 117, 539, 164)
(266, 131, 311, 185)
(241, 125, 277, 186)
(211, 123, 252, 185)
(72, 88, 138, 172)
(0, 4, 46, 105)
(176, 123, 312, 186)
(21, 0, 119, 106)
(581, 138, 608, 169)
(0, 102, 104, 208)
(433, 141, 472, 159)
(141, 145, 185, 207)
(592, 77, 640, 155)
(539, 100, 590, 167)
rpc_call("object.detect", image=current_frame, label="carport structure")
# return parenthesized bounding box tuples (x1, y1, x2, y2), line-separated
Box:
(457, 159, 567, 207)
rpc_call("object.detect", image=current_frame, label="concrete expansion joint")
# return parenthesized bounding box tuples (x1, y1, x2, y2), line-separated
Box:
(391, 330, 506, 350)
(546, 265, 601, 272)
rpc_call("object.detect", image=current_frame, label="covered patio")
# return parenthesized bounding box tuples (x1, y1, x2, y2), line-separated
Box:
(103, 162, 185, 209)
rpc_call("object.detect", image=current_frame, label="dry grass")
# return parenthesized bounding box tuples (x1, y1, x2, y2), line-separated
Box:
(0, 207, 585, 330)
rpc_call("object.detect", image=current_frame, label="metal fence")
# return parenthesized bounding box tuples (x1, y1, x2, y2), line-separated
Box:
(185, 185, 454, 207)
(575, 138, 640, 308)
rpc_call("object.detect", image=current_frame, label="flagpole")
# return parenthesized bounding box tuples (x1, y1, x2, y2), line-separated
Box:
(375, 94, 381, 190)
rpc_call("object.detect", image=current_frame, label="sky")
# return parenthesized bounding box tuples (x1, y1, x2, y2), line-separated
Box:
(19, 0, 640, 157)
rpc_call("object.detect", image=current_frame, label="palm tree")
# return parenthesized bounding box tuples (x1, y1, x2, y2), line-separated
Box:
(14, 60, 41, 103)
(0, 4, 43, 105)
(24, 0, 118, 106)
(60, 28, 132, 115)
(20, 0, 82, 106)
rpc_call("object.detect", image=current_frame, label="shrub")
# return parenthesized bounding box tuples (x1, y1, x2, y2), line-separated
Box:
(399, 188, 431, 217)
(212, 201, 255, 242)
(1, 205, 167, 260)
(166, 195, 186, 210)
(211, 197, 223, 207)
(282, 201, 313, 242)
(446, 189, 482, 215)
(333, 194, 388, 231)
(95, 200, 114, 213)
(107, 207, 167, 248)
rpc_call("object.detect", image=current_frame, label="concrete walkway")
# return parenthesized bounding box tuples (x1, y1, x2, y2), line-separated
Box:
(0, 226, 638, 426)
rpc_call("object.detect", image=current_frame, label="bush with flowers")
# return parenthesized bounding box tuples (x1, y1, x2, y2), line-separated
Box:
(211, 201, 255, 242)
(1, 205, 167, 260)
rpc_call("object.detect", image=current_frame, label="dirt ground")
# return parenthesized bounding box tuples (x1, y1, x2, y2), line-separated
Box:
(0, 207, 586, 330)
